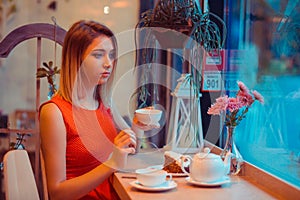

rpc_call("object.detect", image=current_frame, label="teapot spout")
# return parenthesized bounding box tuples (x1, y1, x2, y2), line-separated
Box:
(223, 151, 232, 175)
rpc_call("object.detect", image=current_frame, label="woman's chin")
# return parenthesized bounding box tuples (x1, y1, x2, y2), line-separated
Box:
(97, 78, 109, 85)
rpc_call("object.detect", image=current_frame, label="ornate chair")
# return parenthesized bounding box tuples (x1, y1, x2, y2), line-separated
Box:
(0, 22, 66, 199)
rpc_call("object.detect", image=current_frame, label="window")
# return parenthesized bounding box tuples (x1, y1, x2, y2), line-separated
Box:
(224, 0, 300, 188)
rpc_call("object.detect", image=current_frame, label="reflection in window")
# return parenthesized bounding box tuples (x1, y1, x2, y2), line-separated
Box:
(224, 0, 300, 188)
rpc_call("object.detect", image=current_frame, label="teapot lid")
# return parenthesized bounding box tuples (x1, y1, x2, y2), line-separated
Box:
(196, 147, 220, 159)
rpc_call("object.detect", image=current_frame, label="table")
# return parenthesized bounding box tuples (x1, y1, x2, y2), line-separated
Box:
(112, 148, 278, 200)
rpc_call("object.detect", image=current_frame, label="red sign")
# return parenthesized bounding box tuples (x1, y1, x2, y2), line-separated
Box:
(202, 50, 225, 71)
(201, 50, 225, 92)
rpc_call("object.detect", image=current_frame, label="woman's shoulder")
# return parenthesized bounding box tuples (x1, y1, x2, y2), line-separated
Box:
(40, 101, 59, 112)
(39, 95, 67, 118)
(39, 101, 62, 118)
(40, 95, 70, 110)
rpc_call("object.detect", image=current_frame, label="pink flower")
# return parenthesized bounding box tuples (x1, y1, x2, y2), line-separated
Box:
(215, 96, 228, 107)
(237, 90, 254, 106)
(227, 97, 241, 112)
(252, 90, 264, 104)
(207, 96, 228, 115)
(237, 81, 250, 93)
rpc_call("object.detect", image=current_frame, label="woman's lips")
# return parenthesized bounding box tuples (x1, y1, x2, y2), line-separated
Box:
(101, 72, 111, 78)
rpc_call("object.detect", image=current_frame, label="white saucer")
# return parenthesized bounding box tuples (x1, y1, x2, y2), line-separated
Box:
(186, 176, 230, 187)
(130, 180, 177, 192)
(147, 165, 188, 177)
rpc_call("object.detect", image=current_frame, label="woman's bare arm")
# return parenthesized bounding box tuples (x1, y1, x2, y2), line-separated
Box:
(40, 103, 117, 200)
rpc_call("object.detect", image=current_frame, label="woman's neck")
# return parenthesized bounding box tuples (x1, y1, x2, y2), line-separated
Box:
(77, 88, 99, 110)
(78, 97, 99, 110)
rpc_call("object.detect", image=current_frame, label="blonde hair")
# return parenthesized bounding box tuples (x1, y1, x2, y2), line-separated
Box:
(58, 20, 118, 107)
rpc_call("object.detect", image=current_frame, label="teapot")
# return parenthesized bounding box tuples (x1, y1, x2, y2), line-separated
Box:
(181, 148, 231, 182)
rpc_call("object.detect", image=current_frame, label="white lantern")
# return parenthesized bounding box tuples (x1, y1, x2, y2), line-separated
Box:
(165, 74, 204, 153)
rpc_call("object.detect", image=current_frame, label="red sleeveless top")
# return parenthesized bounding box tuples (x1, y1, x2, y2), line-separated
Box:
(41, 95, 119, 200)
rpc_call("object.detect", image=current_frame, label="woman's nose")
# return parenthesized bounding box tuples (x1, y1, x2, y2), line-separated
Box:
(103, 63, 111, 69)
(103, 55, 112, 68)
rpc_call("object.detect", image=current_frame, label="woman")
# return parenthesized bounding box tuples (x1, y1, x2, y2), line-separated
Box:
(39, 20, 152, 200)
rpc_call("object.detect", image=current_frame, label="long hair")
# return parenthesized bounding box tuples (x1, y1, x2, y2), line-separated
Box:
(58, 20, 118, 106)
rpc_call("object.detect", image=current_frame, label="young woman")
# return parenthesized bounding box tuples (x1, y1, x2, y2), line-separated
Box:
(39, 20, 153, 200)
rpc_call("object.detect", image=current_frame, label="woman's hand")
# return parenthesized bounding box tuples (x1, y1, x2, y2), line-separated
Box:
(133, 107, 161, 131)
(106, 129, 136, 170)
(114, 129, 136, 154)
(132, 116, 160, 131)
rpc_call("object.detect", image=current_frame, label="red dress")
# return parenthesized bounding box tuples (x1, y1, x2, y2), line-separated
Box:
(41, 95, 119, 200)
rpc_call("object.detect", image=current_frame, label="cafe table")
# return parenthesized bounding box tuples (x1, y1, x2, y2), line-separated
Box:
(111, 148, 282, 200)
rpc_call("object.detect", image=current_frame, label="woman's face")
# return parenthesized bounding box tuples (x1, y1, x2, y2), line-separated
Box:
(81, 35, 116, 86)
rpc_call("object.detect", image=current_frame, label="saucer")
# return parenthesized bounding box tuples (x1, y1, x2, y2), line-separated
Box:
(147, 165, 188, 177)
(186, 176, 230, 187)
(130, 180, 177, 192)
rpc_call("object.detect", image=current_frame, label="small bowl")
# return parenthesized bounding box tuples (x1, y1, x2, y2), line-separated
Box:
(135, 108, 162, 125)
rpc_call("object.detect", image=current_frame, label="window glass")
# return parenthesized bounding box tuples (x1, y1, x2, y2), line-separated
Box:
(224, 0, 300, 188)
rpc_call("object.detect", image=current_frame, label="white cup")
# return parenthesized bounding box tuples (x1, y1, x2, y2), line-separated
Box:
(135, 108, 162, 125)
(135, 168, 172, 187)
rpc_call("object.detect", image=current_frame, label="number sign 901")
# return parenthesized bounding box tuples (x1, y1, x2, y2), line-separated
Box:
(203, 73, 221, 91)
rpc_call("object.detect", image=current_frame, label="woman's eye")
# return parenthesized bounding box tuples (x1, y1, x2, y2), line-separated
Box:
(109, 52, 116, 60)
(92, 53, 104, 59)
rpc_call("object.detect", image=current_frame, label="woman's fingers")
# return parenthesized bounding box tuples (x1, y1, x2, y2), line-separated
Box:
(144, 106, 154, 110)
(123, 147, 136, 154)
(115, 129, 136, 149)
(133, 120, 160, 131)
(132, 114, 160, 131)
(118, 134, 135, 148)
(149, 122, 160, 129)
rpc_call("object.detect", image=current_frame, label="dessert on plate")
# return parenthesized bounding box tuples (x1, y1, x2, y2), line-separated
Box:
(162, 151, 189, 174)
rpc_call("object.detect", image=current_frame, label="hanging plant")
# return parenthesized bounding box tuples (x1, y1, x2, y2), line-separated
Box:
(134, 0, 226, 107)
(134, 0, 227, 150)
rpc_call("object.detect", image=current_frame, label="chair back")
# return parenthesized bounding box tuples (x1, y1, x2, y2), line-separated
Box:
(3, 150, 40, 200)
(0, 23, 66, 199)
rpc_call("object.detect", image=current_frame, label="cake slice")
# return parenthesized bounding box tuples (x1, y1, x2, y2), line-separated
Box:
(162, 151, 187, 173)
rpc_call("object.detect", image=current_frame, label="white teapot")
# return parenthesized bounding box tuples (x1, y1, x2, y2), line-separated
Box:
(181, 148, 231, 182)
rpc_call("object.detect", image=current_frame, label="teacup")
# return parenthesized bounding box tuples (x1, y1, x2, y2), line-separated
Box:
(135, 108, 162, 125)
(135, 168, 172, 187)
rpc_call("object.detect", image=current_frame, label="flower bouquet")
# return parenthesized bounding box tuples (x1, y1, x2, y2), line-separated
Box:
(207, 81, 264, 127)
(207, 81, 264, 174)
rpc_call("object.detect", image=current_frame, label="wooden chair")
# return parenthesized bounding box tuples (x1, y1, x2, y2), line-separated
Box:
(40, 150, 49, 200)
(0, 22, 66, 199)
(3, 150, 40, 200)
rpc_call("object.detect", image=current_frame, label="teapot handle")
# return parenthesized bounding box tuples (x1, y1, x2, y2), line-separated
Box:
(180, 155, 192, 174)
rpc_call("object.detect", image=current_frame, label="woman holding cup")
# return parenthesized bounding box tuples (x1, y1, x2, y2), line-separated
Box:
(39, 20, 158, 200)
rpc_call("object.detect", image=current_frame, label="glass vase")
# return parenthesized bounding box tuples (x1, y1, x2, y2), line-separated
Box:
(221, 126, 234, 159)
(221, 126, 243, 175)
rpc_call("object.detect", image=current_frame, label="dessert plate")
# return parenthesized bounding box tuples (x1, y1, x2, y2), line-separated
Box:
(147, 165, 188, 177)
(130, 180, 177, 192)
(185, 176, 230, 187)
